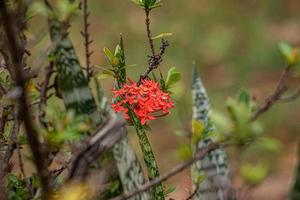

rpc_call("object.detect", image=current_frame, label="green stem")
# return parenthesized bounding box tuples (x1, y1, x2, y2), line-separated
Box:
(129, 110, 165, 200)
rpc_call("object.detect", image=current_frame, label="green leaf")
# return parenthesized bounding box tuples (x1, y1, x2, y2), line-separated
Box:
(159, 69, 166, 90)
(238, 89, 251, 105)
(176, 143, 192, 161)
(103, 47, 114, 63)
(240, 162, 269, 185)
(152, 32, 173, 40)
(98, 70, 115, 80)
(131, 0, 163, 10)
(192, 119, 205, 144)
(279, 42, 299, 65)
(165, 67, 181, 90)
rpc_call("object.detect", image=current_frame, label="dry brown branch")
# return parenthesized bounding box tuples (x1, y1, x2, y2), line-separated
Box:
(67, 113, 127, 181)
(81, 0, 94, 80)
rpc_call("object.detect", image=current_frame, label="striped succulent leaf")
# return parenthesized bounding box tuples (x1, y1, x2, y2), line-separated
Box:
(45, 2, 150, 199)
(191, 66, 235, 200)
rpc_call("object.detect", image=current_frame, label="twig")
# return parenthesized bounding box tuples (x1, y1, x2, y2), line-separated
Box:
(110, 142, 222, 200)
(278, 87, 300, 103)
(145, 9, 155, 56)
(39, 62, 54, 128)
(81, 0, 94, 81)
(184, 186, 199, 200)
(0, 3, 52, 199)
(251, 65, 292, 121)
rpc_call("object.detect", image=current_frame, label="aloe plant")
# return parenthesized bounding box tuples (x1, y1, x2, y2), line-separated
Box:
(44, 1, 150, 199)
(191, 66, 234, 200)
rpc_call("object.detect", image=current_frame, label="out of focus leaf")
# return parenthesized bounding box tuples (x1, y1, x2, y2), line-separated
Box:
(55, 183, 92, 200)
(192, 119, 204, 144)
(279, 42, 300, 65)
(176, 143, 192, 161)
(238, 90, 251, 105)
(240, 163, 269, 186)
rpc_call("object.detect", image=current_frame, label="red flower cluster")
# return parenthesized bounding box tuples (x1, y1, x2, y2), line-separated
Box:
(112, 79, 174, 125)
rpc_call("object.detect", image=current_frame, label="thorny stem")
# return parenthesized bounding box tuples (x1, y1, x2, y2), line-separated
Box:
(0, 2, 51, 199)
(81, 0, 94, 81)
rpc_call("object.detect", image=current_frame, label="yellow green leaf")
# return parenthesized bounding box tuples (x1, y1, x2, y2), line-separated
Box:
(192, 119, 204, 144)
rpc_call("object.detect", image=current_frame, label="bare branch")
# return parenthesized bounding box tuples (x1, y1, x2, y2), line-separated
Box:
(251, 65, 298, 121)
(81, 0, 93, 80)
(278, 87, 300, 103)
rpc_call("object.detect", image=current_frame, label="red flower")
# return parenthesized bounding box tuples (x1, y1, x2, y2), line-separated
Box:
(112, 79, 174, 125)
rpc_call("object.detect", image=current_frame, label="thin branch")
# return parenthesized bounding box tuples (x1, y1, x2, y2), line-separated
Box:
(278, 87, 300, 103)
(0, 3, 52, 199)
(138, 9, 170, 84)
(81, 0, 94, 81)
(251, 65, 293, 121)
(145, 9, 155, 56)
(110, 142, 223, 200)
(184, 186, 199, 200)
(39, 62, 54, 128)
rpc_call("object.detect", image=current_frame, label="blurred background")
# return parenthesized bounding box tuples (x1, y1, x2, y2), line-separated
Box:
(29, 0, 300, 199)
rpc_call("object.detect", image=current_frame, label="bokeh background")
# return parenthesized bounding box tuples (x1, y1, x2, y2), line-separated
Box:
(30, 0, 300, 199)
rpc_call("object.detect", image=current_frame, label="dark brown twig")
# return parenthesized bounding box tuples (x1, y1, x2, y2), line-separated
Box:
(110, 142, 223, 200)
(184, 186, 199, 200)
(145, 9, 155, 56)
(138, 9, 169, 84)
(81, 0, 94, 81)
(0, 3, 52, 199)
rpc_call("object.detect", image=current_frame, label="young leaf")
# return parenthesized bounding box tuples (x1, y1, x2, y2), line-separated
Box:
(238, 89, 251, 105)
(165, 67, 181, 90)
(279, 42, 299, 65)
(103, 47, 114, 63)
(152, 32, 173, 40)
